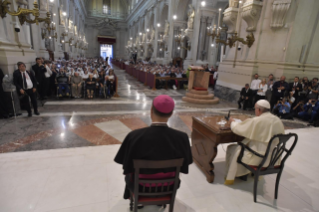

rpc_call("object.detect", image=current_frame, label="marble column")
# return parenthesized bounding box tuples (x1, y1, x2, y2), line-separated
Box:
(196, 16, 207, 61)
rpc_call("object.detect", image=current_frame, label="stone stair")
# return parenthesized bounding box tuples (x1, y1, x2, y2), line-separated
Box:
(182, 89, 219, 104)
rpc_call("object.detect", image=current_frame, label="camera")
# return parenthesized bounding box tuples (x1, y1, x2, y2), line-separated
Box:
(57, 64, 61, 68)
(238, 45, 242, 51)
(14, 23, 20, 33)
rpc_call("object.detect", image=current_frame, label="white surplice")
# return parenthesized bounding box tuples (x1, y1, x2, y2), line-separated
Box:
(225, 112, 285, 184)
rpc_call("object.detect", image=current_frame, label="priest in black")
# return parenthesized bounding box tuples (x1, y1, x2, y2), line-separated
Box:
(114, 95, 193, 200)
(32, 57, 46, 100)
(238, 84, 253, 110)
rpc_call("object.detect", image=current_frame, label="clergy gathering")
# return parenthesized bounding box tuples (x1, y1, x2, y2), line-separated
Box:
(0, 0, 318, 212)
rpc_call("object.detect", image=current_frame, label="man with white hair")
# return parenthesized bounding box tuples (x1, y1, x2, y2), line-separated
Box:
(224, 99, 285, 185)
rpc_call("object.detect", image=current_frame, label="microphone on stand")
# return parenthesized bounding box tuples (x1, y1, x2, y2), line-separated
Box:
(225, 110, 231, 121)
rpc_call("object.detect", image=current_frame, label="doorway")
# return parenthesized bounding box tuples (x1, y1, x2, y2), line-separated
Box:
(100, 44, 113, 62)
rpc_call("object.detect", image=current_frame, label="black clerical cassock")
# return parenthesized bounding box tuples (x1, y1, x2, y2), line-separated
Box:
(114, 123, 193, 199)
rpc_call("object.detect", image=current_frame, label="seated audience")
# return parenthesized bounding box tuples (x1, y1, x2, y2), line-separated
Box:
(71, 72, 82, 98)
(238, 84, 253, 110)
(56, 68, 70, 97)
(114, 95, 193, 201)
(86, 73, 96, 99)
(298, 99, 319, 124)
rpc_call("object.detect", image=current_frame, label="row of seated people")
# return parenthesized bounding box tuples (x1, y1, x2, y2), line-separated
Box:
(125, 61, 189, 90)
(31, 57, 109, 100)
(238, 76, 319, 126)
(55, 68, 116, 99)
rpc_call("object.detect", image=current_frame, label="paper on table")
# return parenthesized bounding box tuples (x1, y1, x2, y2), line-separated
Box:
(233, 118, 242, 123)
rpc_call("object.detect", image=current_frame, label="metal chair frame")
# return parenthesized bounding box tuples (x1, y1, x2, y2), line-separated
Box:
(237, 133, 298, 202)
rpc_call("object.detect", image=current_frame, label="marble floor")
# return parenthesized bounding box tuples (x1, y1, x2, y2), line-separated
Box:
(0, 65, 318, 211)
(0, 128, 318, 212)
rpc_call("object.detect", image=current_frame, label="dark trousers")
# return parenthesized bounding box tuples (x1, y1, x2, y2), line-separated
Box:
(43, 77, 50, 97)
(238, 97, 251, 110)
(38, 80, 45, 99)
(252, 90, 258, 106)
(24, 89, 38, 114)
(58, 84, 70, 95)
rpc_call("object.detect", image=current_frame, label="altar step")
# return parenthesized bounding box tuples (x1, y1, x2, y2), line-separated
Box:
(182, 96, 219, 104)
(186, 92, 215, 99)
(189, 89, 209, 95)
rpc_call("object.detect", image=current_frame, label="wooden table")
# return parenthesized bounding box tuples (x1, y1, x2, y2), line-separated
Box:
(191, 115, 249, 183)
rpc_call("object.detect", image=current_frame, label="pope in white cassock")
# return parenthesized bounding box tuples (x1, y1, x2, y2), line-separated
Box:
(225, 100, 285, 185)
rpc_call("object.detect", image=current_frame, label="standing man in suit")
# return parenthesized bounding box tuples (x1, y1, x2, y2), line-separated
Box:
(13, 62, 40, 117)
(32, 58, 47, 100)
(238, 84, 253, 110)
(289, 76, 302, 107)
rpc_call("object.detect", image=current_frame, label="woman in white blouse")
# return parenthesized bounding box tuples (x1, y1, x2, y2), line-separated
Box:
(256, 78, 268, 103)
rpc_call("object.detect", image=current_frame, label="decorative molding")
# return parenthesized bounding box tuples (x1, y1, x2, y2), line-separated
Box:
(241, 0, 263, 32)
(223, 7, 238, 34)
(271, 0, 291, 28)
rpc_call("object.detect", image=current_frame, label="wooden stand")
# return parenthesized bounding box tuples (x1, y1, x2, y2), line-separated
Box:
(182, 66, 219, 104)
(191, 115, 249, 183)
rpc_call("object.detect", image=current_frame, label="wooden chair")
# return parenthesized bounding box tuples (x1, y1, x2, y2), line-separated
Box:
(130, 158, 184, 212)
(237, 133, 298, 202)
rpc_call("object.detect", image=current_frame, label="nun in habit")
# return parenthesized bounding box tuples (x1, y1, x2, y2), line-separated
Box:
(225, 100, 285, 185)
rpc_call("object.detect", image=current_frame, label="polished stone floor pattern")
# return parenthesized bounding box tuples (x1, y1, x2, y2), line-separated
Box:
(0, 128, 318, 212)
(0, 65, 317, 212)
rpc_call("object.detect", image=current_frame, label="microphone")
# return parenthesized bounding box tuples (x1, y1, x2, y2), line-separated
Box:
(225, 110, 231, 121)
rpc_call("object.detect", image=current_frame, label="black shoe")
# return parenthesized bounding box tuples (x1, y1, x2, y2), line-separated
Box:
(238, 105, 241, 109)
(34, 111, 40, 116)
(28, 113, 32, 117)
(239, 174, 248, 181)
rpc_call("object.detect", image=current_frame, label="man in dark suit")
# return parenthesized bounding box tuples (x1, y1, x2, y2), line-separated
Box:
(13, 62, 40, 117)
(289, 76, 302, 107)
(271, 76, 289, 110)
(114, 95, 193, 202)
(32, 57, 47, 100)
(238, 84, 253, 110)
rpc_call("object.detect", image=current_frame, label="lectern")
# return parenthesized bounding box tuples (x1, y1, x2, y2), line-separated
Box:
(182, 66, 219, 104)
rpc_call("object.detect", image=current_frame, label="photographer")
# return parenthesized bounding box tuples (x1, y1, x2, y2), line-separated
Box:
(273, 97, 291, 119)
(298, 99, 319, 124)
(307, 78, 319, 101)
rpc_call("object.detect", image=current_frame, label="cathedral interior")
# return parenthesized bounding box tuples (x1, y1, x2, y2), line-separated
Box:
(0, 0, 318, 211)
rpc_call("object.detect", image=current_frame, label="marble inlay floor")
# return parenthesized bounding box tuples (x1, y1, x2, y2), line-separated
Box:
(0, 128, 318, 212)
